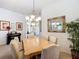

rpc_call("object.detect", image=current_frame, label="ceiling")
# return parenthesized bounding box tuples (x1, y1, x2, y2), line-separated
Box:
(0, 0, 58, 15)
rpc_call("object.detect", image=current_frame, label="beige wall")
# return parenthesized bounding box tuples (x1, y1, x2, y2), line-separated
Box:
(41, 0, 79, 54)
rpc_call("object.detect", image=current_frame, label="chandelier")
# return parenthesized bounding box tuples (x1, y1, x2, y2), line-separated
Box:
(25, 0, 41, 23)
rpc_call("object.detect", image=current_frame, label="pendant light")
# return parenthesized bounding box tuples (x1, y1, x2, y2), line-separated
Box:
(25, 0, 41, 21)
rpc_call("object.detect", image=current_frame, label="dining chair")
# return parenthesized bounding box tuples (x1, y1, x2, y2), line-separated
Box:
(48, 36, 57, 44)
(27, 33, 35, 38)
(0, 45, 16, 59)
(41, 44, 60, 59)
(10, 38, 24, 59)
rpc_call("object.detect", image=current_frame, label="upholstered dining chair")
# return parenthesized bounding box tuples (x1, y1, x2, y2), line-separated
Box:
(41, 44, 60, 59)
(48, 36, 57, 44)
(10, 38, 24, 59)
(0, 45, 16, 59)
(27, 33, 35, 38)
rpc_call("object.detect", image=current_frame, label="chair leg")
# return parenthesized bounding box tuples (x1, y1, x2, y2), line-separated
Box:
(35, 56, 38, 59)
(24, 55, 31, 59)
(35, 55, 41, 59)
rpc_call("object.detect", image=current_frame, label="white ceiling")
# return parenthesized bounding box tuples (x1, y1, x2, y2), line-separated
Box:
(0, 0, 58, 15)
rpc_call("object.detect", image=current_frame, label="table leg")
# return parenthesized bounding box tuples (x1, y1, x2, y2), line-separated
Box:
(18, 36, 21, 42)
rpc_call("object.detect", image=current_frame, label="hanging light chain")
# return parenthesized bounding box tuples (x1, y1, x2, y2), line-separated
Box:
(25, 0, 41, 22)
(33, 0, 35, 13)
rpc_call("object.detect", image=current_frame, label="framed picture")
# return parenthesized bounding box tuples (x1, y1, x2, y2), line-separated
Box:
(0, 21, 10, 31)
(16, 22, 23, 31)
(48, 16, 65, 32)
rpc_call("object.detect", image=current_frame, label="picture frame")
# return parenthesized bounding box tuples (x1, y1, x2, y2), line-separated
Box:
(48, 16, 65, 32)
(0, 21, 10, 31)
(16, 22, 23, 31)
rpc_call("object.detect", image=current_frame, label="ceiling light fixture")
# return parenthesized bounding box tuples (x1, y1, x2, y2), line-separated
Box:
(25, 0, 41, 22)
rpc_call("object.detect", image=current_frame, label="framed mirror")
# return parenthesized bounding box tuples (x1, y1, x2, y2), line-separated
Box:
(48, 16, 65, 32)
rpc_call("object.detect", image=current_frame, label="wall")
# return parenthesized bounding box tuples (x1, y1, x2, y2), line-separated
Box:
(41, 0, 79, 54)
(0, 8, 26, 45)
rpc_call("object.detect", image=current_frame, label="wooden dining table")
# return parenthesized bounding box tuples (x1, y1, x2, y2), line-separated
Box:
(22, 37, 56, 59)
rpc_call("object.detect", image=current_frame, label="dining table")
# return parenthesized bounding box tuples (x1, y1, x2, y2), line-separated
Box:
(22, 37, 57, 59)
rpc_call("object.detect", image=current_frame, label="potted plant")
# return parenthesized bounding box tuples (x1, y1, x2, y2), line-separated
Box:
(66, 21, 79, 59)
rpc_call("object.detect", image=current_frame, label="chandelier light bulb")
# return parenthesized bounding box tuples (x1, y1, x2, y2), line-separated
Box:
(36, 17, 41, 21)
(38, 17, 41, 20)
(30, 15, 35, 19)
(32, 22, 35, 26)
(25, 16, 29, 20)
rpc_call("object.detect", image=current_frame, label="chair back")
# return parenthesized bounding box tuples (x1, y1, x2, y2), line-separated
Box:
(10, 38, 23, 59)
(48, 36, 57, 44)
(41, 44, 60, 59)
(27, 33, 35, 38)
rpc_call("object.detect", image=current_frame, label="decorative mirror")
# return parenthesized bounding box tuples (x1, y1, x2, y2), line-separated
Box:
(48, 16, 65, 32)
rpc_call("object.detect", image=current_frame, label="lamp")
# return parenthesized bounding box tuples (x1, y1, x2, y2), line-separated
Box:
(25, 0, 41, 22)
